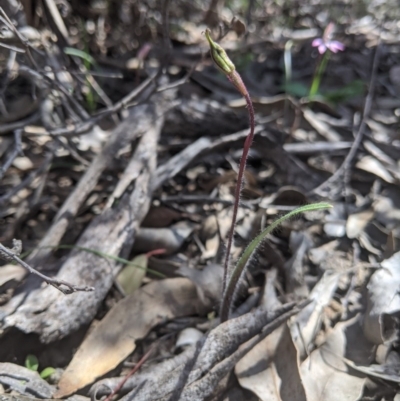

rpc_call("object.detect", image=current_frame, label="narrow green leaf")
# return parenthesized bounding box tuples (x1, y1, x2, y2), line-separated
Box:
(220, 202, 332, 321)
(237, 202, 332, 273)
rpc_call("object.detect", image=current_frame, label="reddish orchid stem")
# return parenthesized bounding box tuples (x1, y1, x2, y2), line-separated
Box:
(203, 29, 256, 321)
(145, 248, 167, 258)
(221, 71, 255, 304)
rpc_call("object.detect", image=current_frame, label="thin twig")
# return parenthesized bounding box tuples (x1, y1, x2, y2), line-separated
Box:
(0, 241, 94, 294)
(0, 112, 40, 134)
(0, 129, 23, 180)
(0, 50, 17, 102)
(160, 0, 172, 69)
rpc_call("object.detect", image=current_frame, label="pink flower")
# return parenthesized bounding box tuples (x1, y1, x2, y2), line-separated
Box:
(312, 23, 345, 54)
(312, 38, 345, 54)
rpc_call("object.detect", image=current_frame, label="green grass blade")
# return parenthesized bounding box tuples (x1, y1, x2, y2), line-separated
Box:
(64, 47, 97, 67)
(55, 245, 165, 278)
(21, 245, 165, 278)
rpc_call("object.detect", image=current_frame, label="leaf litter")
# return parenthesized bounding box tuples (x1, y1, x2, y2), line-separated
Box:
(1, 1, 400, 400)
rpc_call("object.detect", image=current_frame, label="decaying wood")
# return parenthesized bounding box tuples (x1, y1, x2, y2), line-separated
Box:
(0, 89, 172, 342)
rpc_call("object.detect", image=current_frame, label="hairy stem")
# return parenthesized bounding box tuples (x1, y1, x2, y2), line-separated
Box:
(204, 28, 256, 315)
(222, 77, 255, 293)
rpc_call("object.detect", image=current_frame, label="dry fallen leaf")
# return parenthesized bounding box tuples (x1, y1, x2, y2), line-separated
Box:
(0, 264, 26, 288)
(12, 157, 34, 171)
(299, 322, 365, 401)
(303, 109, 342, 142)
(363, 251, 400, 344)
(235, 325, 306, 401)
(324, 204, 348, 238)
(284, 231, 313, 295)
(356, 155, 395, 183)
(55, 278, 205, 397)
(291, 271, 340, 359)
(177, 263, 223, 309)
(115, 253, 148, 295)
(346, 210, 374, 239)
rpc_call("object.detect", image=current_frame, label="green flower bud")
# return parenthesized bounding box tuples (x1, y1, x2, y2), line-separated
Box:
(205, 28, 235, 75)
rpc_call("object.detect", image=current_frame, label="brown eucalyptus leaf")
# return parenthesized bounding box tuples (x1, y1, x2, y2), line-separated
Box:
(132, 223, 194, 255)
(235, 325, 306, 401)
(230, 17, 246, 37)
(142, 206, 183, 228)
(55, 278, 205, 397)
(299, 322, 365, 401)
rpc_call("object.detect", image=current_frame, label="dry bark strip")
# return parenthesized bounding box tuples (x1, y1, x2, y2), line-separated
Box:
(90, 301, 305, 401)
(0, 90, 171, 342)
